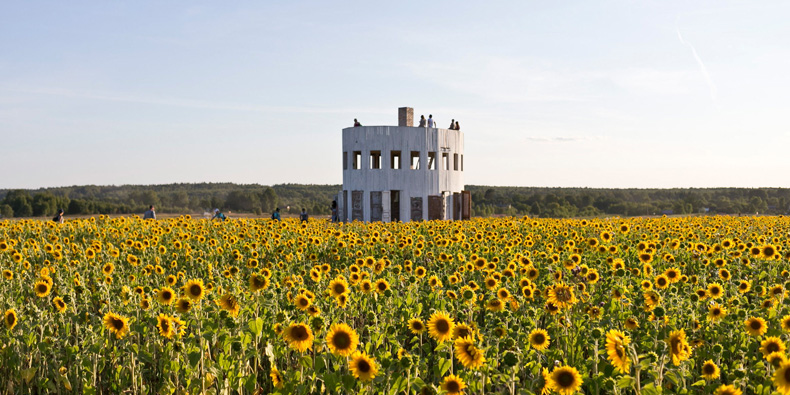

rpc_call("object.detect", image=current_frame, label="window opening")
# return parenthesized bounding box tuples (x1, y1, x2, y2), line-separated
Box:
(353, 151, 361, 169)
(369, 151, 382, 169)
(410, 151, 420, 170)
(390, 151, 401, 169)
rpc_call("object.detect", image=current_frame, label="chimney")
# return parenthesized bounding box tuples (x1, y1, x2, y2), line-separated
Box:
(398, 107, 413, 127)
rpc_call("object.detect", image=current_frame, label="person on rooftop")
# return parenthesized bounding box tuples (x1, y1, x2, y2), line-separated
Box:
(354, 119, 362, 127)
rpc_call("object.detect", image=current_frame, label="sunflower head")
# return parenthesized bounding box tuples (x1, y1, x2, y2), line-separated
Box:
(326, 323, 359, 357)
(441, 374, 466, 395)
(427, 312, 455, 343)
(548, 365, 582, 395)
(348, 351, 378, 382)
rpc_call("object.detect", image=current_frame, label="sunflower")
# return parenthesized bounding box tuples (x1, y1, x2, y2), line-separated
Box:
(284, 323, 314, 352)
(326, 323, 359, 357)
(713, 384, 742, 395)
(270, 367, 284, 389)
(140, 297, 151, 310)
(157, 287, 175, 305)
(701, 359, 720, 380)
(707, 303, 727, 322)
(183, 279, 205, 301)
(547, 365, 583, 395)
(427, 311, 455, 343)
(4, 309, 17, 330)
(103, 312, 130, 339)
(666, 329, 691, 365)
(329, 278, 349, 297)
(453, 323, 474, 340)
(605, 329, 630, 374)
(218, 293, 240, 317)
(738, 280, 751, 294)
(454, 336, 485, 369)
(374, 279, 390, 294)
(762, 244, 778, 259)
(654, 275, 669, 290)
(294, 294, 312, 311)
(34, 280, 51, 298)
(547, 282, 577, 310)
(408, 318, 425, 334)
(359, 280, 373, 293)
(761, 337, 787, 358)
(525, 329, 550, 351)
(52, 297, 67, 313)
(441, 374, 466, 395)
(707, 283, 724, 299)
(768, 352, 788, 368)
(348, 351, 378, 382)
(157, 314, 176, 339)
(664, 267, 681, 283)
(644, 291, 661, 311)
(486, 298, 505, 312)
(625, 317, 639, 330)
(781, 315, 790, 332)
(745, 316, 767, 337)
(249, 274, 270, 292)
(175, 298, 193, 313)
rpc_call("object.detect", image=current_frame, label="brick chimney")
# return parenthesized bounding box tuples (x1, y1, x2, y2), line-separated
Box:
(398, 107, 413, 127)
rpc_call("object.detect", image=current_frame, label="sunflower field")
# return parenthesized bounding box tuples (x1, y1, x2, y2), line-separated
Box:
(2, 215, 790, 395)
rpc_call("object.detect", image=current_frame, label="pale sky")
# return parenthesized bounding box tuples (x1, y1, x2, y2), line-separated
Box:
(2, 1, 789, 189)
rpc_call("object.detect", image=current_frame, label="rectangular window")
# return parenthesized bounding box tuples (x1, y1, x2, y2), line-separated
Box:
(442, 153, 449, 170)
(453, 153, 458, 171)
(353, 151, 361, 169)
(390, 151, 401, 169)
(410, 151, 420, 170)
(461, 155, 464, 171)
(370, 150, 381, 169)
(343, 152, 348, 170)
(428, 152, 436, 170)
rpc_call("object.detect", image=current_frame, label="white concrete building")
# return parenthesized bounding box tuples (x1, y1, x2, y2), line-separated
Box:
(338, 107, 470, 222)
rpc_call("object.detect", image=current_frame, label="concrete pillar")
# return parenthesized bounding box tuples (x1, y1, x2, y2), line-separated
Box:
(398, 107, 413, 127)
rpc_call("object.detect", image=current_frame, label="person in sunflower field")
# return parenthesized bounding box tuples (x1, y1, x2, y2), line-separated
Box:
(211, 208, 227, 221)
(271, 207, 281, 221)
(52, 209, 64, 223)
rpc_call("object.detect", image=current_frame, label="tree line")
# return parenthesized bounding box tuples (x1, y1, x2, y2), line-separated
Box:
(1, 183, 788, 219)
(467, 186, 790, 218)
(0, 183, 340, 218)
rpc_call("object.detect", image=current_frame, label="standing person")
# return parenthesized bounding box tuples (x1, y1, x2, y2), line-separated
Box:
(144, 205, 156, 220)
(212, 208, 227, 221)
(52, 209, 64, 223)
(427, 114, 435, 128)
(418, 115, 426, 127)
(299, 208, 309, 222)
(331, 200, 338, 222)
(354, 119, 362, 127)
(449, 119, 456, 130)
(271, 207, 281, 221)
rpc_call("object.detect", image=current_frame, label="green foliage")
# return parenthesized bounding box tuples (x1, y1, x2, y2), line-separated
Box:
(2, 183, 790, 218)
(467, 185, 790, 218)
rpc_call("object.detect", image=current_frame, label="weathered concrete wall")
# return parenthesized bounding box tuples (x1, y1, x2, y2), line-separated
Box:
(341, 126, 464, 222)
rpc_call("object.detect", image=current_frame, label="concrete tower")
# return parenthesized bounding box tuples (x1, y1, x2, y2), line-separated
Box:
(339, 107, 470, 222)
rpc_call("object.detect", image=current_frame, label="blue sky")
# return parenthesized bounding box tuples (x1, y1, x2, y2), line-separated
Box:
(2, 1, 789, 189)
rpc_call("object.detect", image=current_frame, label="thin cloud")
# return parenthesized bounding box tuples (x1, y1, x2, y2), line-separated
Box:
(676, 28, 718, 102)
(522, 136, 605, 143)
(3, 86, 388, 115)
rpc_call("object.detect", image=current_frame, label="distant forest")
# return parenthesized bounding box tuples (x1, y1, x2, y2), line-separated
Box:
(1, 183, 788, 219)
